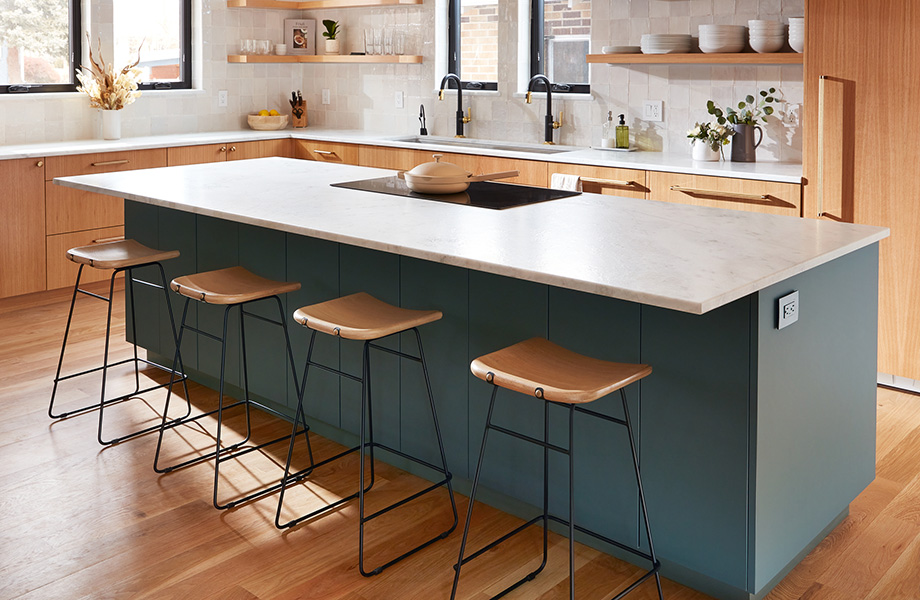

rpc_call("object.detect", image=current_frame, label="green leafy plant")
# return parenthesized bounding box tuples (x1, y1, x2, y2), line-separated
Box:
(686, 121, 734, 152)
(322, 19, 340, 40)
(707, 88, 779, 126)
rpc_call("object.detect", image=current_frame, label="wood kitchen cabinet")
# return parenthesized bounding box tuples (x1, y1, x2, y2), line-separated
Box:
(0, 158, 46, 298)
(358, 145, 430, 170)
(805, 0, 920, 378)
(167, 139, 292, 166)
(549, 164, 648, 199)
(648, 172, 801, 216)
(294, 140, 360, 164)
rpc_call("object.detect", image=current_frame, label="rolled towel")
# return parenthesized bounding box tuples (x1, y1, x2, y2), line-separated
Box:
(550, 173, 582, 191)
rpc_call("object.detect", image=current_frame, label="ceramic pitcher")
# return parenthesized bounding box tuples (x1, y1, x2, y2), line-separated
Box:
(730, 123, 763, 162)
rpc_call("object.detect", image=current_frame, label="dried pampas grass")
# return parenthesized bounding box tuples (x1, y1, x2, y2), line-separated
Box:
(76, 36, 143, 111)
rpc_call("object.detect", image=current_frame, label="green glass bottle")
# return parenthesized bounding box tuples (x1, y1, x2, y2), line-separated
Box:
(615, 114, 629, 149)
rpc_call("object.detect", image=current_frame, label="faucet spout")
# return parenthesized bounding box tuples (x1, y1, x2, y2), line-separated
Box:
(439, 73, 470, 138)
(526, 74, 560, 144)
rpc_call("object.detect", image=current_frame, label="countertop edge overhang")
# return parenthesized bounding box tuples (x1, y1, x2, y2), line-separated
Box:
(54, 157, 887, 315)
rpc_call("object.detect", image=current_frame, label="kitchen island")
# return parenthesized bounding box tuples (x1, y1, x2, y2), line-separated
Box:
(56, 158, 887, 600)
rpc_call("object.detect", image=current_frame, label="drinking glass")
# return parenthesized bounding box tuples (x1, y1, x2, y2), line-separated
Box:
(383, 28, 393, 55)
(257, 40, 271, 55)
(365, 28, 376, 55)
(240, 39, 254, 55)
(393, 29, 405, 55)
(373, 28, 383, 55)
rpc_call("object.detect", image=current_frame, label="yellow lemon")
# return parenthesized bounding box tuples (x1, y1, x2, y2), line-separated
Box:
(269, 109, 280, 116)
(258, 109, 270, 116)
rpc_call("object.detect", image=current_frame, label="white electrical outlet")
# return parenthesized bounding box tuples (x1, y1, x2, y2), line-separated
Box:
(777, 290, 799, 329)
(643, 100, 663, 122)
(218, 90, 228, 107)
(395, 91, 404, 109)
(322, 89, 330, 105)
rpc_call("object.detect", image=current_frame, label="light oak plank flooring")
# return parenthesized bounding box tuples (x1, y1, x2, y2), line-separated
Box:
(0, 286, 918, 599)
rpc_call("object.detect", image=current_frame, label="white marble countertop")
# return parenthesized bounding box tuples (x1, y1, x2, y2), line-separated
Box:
(2, 127, 803, 184)
(54, 157, 884, 314)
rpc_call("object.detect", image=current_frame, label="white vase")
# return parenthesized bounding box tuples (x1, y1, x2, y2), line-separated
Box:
(324, 39, 340, 55)
(102, 110, 121, 140)
(691, 139, 720, 161)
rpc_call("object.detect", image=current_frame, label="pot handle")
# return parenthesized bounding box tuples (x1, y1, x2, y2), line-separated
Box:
(753, 125, 763, 149)
(468, 170, 520, 182)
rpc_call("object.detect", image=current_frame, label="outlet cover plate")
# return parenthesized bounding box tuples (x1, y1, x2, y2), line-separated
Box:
(321, 89, 330, 105)
(643, 100, 663, 122)
(777, 290, 799, 329)
(395, 91, 404, 109)
(218, 90, 228, 107)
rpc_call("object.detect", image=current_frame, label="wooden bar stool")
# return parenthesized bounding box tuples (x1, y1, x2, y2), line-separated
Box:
(275, 292, 458, 576)
(451, 337, 663, 600)
(49, 239, 190, 446)
(153, 265, 309, 510)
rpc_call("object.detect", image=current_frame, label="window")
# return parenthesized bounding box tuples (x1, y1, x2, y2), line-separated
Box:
(0, 0, 191, 94)
(0, 0, 82, 92)
(530, 0, 590, 94)
(447, 0, 499, 91)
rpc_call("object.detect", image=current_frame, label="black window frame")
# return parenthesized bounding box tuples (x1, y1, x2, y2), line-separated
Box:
(447, 0, 499, 92)
(530, 0, 590, 95)
(0, 0, 83, 94)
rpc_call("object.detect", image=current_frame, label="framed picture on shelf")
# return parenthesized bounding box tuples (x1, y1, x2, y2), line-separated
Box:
(284, 19, 316, 55)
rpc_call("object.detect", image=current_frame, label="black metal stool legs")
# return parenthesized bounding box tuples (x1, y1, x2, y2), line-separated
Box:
(49, 262, 190, 446)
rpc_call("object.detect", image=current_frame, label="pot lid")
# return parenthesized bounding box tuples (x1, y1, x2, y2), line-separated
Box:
(406, 154, 470, 180)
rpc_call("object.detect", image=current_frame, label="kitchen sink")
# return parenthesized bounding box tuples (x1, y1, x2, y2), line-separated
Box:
(389, 135, 581, 155)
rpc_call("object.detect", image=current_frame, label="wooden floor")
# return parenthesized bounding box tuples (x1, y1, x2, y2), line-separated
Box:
(1, 286, 918, 600)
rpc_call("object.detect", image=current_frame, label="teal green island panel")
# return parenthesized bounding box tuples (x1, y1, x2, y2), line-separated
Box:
(125, 200, 879, 600)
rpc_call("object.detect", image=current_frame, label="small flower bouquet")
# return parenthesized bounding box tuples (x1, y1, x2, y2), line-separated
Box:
(76, 38, 143, 111)
(686, 121, 734, 152)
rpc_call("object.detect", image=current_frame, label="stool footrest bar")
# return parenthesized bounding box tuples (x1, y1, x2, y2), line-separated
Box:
(488, 423, 569, 455)
(362, 476, 452, 522)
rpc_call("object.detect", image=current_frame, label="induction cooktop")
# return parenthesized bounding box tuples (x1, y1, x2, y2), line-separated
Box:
(331, 176, 580, 210)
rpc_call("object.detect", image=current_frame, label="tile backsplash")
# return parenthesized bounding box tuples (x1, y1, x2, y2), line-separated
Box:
(2, 0, 804, 162)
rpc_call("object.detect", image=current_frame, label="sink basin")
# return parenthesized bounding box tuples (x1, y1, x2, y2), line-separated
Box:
(389, 135, 580, 155)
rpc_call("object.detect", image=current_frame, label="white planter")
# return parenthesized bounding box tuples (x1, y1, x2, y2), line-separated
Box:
(324, 39, 340, 55)
(691, 139, 721, 161)
(101, 110, 121, 140)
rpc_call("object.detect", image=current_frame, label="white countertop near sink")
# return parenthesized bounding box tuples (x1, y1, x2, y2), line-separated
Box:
(55, 157, 879, 315)
(1, 127, 802, 184)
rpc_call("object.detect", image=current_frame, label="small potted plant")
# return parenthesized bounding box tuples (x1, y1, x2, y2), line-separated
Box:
(322, 19, 341, 55)
(707, 88, 780, 162)
(686, 122, 734, 161)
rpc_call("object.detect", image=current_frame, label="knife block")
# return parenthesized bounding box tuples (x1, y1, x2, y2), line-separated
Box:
(292, 101, 307, 128)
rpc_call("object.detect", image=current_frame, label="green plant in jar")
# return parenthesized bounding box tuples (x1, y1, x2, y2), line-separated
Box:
(707, 88, 779, 125)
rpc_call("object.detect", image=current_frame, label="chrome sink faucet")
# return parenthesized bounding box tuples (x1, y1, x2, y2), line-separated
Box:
(438, 73, 472, 138)
(526, 74, 562, 145)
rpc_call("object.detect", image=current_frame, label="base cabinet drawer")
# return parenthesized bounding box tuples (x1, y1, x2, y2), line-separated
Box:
(45, 183, 124, 235)
(648, 172, 802, 216)
(45, 149, 167, 179)
(46, 226, 125, 290)
(548, 164, 648, 199)
(294, 140, 359, 164)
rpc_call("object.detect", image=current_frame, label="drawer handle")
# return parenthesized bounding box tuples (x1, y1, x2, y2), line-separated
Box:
(229, 146, 237, 152)
(36, 160, 44, 168)
(219, 146, 227, 152)
(314, 149, 336, 155)
(580, 177, 637, 187)
(91, 159, 130, 167)
(670, 185, 769, 201)
(92, 235, 125, 244)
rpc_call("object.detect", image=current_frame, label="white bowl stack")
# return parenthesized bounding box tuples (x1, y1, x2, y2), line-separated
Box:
(698, 25, 747, 53)
(748, 20, 786, 53)
(640, 34, 693, 54)
(788, 18, 805, 53)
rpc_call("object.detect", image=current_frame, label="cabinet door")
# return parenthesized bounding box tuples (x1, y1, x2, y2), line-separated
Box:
(227, 139, 292, 160)
(358, 145, 430, 170)
(46, 226, 125, 290)
(548, 164, 648, 199)
(45, 149, 167, 179)
(0, 158, 46, 298)
(293, 140, 359, 164)
(167, 143, 229, 166)
(435, 153, 548, 187)
(45, 183, 124, 235)
(648, 172, 802, 217)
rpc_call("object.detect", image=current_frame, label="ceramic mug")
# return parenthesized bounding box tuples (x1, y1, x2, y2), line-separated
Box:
(274, 43, 287, 55)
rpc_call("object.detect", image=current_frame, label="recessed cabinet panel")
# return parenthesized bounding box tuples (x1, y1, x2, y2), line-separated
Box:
(45, 149, 167, 179)
(649, 171, 802, 216)
(45, 183, 124, 235)
(0, 158, 46, 298)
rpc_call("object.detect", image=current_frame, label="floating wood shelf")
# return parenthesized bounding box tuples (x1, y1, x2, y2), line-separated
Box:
(586, 53, 803, 65)
(228, 0, 421, 9)
(228, 54, 423, 64)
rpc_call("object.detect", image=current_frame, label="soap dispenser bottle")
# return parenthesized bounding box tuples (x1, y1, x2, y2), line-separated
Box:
(602, 111, 615, 148)
(616, 114, 629, 149)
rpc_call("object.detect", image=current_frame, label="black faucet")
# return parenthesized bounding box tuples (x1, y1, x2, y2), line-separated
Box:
(438, 73, 471, 138)
(526, 74, 562, 144)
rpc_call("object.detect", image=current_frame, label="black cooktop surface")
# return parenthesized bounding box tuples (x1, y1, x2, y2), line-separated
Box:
(331, 176, 580, 209)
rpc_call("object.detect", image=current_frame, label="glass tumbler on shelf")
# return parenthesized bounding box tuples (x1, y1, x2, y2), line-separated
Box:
(240, 39, 254, 55)
(258, 40, 271, 55)
(383, 28, 393, 55)
(393, 29, 405, 55)
(365, 28, 376, 55)
(373, 28, 383, 55)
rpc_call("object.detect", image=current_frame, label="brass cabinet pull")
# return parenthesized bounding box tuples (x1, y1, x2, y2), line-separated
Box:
(36, 160, 44, 167)
(314, 149, 336, 155)
(229, 146, 237, 152)
(581, 176, 637, 187)
(670, 185, 769, 201)
(219, 146, 227, 152)
(91, 159, 130, 167)
(92, 235, 125, 244)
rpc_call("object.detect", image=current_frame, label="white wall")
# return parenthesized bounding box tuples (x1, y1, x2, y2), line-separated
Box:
(1, 0, 804, 162)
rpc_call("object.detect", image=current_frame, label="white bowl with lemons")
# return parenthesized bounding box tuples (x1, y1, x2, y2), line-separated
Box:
(247, 109, 289, 130)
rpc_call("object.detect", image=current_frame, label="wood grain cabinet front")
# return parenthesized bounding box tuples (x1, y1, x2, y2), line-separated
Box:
(294, 140, 360, 164)
(547, 164, 648, 199)
(648, 172, 802, 217)
(167, 139, 293, 165)
(0, 158, 46, 298)
(45, 226, 126, 290)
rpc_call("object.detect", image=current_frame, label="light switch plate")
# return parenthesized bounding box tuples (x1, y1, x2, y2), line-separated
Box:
(777, 290, 799, 329)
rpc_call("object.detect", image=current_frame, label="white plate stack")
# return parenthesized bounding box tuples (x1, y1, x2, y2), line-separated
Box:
(640, 34, 693, 54)
(748, 20, 786, 53)
(698, 25, 747, 53)
(788, 18, 804, 53)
